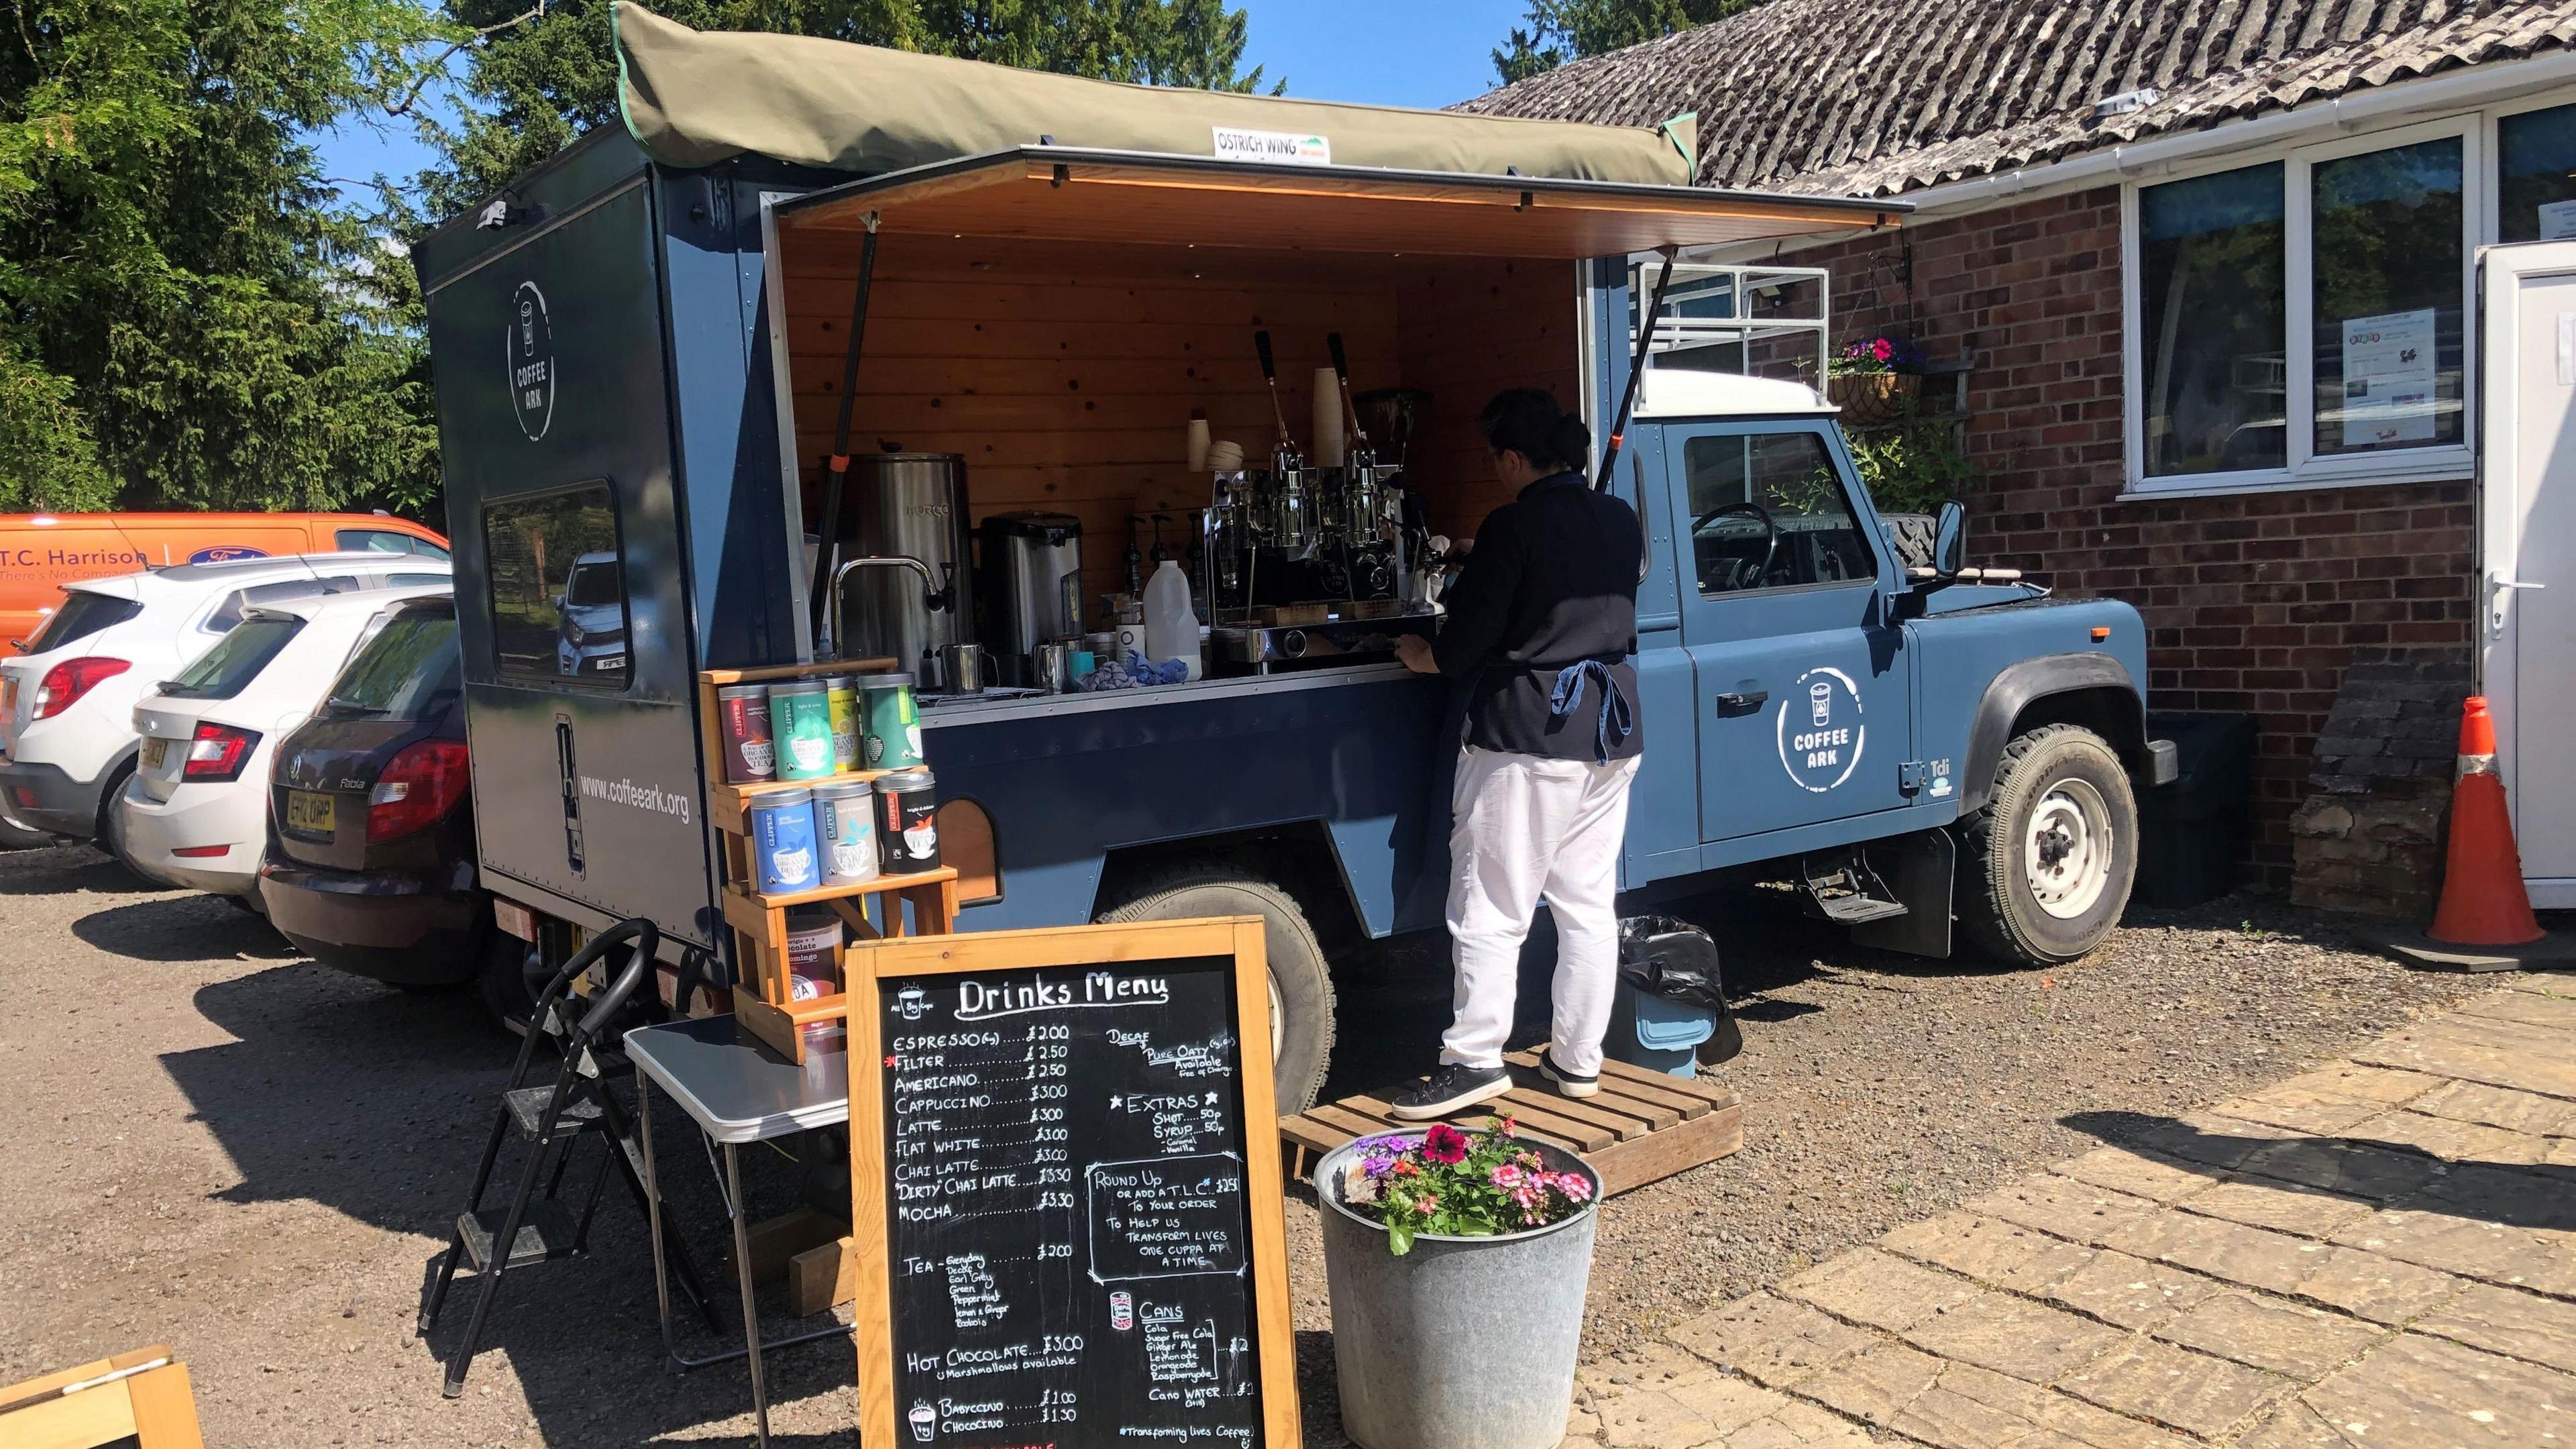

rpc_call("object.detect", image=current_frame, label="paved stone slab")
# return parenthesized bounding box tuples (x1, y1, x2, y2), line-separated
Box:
(1964, 1174, 2161, 1248)
(1666, 1373, 1807, 1437)
(2498, 970, 2576, 995)
(2357, 1026, 2576, 1099)
(2333, 1209, 2576, 1296)
(2151, 1292, 2389, 1381)
(2457, 989, 2576, 1032)
(2286, 1244, 2465, 1326)
(2401, 1162, 2576, 1234)
(2302, 1332, 2576, 1446)
(1901, 1291, 2129, 1384)
(2234, 1135, 2447, 1203)
(2180, 1175, 2377, 1238)
(2045, 1248, 2230, 1332)
(2234, 1399, 2355, 1448)
(2414, 1281, 2576, 1375)
(1667, 1293, 1875, 1390)
(2412, 1012, 2576, 1063)
(1712, 1400, 1874, 1448)
(2103, 1208, 2328, 1296)
(1780, 1247, 1979, 1332)
(2055, 1338, 2294, 1440)
(2409, 1077, 2576, 1136)
(1805, 1344, 2184, 1449)
(2345, 1110, 2551, 1165)
(2055, 1146, 2222, 1205)
(2212, 1086, 2411, 1137)
(1881, 1212, 2096, 1292)
(1593, 1386, 1724, 1449)
(2121, 1112, 2302, 1174)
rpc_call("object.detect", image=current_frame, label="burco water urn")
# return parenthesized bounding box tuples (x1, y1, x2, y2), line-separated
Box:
(828, 453, 975, 690)
(977, 512, 1083, 687)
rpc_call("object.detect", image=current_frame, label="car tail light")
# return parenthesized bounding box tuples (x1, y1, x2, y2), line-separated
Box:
(368, 739, 470, 843)
(180, 722, 261, 782)
(32, 657, 129, 719)
(172, 844, 230, 858)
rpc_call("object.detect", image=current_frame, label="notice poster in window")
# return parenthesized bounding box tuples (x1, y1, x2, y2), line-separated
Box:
(2542, 199, 2576, 240)
(2339, 309, 2438, 449)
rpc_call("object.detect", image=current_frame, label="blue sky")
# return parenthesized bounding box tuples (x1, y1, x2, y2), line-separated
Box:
(313, 0, 1532, 191)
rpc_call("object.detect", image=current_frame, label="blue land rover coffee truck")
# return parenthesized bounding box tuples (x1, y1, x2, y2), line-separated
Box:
(417, 5, 2172, 1108)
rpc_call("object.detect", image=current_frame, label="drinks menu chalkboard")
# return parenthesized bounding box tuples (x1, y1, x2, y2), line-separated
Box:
(846, 919, 1299, 1449)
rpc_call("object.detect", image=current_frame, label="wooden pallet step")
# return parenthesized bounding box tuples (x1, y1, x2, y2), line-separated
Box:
(1503, 1051, 1709, 1120)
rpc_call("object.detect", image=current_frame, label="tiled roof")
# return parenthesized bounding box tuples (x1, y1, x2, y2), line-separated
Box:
(1458, 1, 2576, 197)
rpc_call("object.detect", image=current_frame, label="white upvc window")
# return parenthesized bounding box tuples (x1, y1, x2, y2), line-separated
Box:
(2123, 115, 2483, 496)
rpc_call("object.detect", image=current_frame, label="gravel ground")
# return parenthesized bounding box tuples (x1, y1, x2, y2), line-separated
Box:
(0, 841, 2485, 1447)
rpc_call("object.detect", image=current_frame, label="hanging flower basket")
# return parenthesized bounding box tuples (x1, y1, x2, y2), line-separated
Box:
(1827, 371, 1921, 426)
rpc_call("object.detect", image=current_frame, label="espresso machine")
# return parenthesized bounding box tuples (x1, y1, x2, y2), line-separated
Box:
(1204, 336, 1433, 672)
(977, 511, 1083, 686)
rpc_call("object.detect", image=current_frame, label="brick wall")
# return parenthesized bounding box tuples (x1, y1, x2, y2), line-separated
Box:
(1768, 186, 2475, 885)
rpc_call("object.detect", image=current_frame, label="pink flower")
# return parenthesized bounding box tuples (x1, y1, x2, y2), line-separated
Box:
(1423, 1123, 1468, 1165)
(1491, 1163, 1526, 1189)
(1556, 1173, 1595, 1204)
(1870, 337, 1894, 361)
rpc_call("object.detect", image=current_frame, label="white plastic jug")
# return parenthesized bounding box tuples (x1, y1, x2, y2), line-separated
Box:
(1144, 559, 1201, 680)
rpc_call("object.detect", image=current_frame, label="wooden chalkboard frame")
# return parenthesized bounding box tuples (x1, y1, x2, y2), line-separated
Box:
(843, 915, 1301, 1448)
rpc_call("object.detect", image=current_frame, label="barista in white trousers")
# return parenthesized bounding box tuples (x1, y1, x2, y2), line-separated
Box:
(1389, 389, 1646, 1121)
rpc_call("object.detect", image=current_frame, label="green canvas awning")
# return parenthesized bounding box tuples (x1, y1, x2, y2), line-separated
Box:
(612, 3, 1699, 186)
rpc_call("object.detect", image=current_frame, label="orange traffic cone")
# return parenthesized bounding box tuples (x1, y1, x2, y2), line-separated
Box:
(2428, 696, 2546, 947)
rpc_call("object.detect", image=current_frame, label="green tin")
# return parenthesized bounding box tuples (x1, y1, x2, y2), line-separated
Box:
(769, 679, 837, 780)
(824, 674, 861, 771)
(858, 672, 923, 771)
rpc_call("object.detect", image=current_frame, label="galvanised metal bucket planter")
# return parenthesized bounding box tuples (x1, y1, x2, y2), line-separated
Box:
(1315, 1135, 1601, 1449)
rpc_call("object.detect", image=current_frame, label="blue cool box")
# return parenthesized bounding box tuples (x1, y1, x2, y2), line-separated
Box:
(1603, 979, 1721, 1078)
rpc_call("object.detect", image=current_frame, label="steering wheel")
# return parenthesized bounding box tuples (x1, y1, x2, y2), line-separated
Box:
(1691, 500, 1781, 590)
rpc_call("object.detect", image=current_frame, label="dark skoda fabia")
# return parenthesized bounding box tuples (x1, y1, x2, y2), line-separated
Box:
(261, 596, 513, 1008)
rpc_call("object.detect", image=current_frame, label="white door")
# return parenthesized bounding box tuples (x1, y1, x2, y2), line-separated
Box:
(2481, 241, 2576, 905)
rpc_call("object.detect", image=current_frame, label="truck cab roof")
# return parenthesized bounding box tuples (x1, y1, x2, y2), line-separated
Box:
(1632, 369, 1835, 419)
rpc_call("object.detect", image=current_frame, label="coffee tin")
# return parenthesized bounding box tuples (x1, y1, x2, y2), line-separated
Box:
(823, 674, 861, 772)
(769, 680, 836, 781)
(812, 778, 879, 886)
(746, 787, 820, 894)
(859, 672, 924, 771)
(877, 768, 941, 873)
(716, 684, 775, 784)
(784, 907, 843, 996)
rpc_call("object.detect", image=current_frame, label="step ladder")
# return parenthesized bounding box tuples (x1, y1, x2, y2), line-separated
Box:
(1798, 849, 1910, 924)
(418, 917, 717, 1396)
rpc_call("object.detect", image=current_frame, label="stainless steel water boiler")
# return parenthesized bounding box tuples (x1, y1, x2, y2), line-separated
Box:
(977, 511, 1083, 686)
(829, 453, 974, 688)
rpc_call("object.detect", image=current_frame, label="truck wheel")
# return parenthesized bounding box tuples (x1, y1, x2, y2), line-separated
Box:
(1095, 864, 1336, 1112)
(1957, 724, 2137, 967)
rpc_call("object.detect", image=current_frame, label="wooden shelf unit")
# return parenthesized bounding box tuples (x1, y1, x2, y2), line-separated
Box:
(696, 659, 961, 1062)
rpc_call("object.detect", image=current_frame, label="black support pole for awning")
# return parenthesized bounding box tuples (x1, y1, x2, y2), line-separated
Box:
(1594, 246, 1679, 492)
(808, 210, 881, 655)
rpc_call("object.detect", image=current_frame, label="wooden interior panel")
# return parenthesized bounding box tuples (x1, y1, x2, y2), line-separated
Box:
(782, 232, 1581, 619)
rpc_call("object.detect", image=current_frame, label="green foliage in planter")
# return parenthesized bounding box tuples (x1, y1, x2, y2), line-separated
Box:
(1846, 415, 1978, 516)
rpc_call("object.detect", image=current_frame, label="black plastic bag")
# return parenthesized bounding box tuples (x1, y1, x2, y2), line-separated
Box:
(1615, 914, 1743, 1065)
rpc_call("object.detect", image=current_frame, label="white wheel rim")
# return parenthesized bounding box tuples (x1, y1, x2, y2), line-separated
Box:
(2025, 777, 2113, 920)
(1269, 971, 1284, 1061)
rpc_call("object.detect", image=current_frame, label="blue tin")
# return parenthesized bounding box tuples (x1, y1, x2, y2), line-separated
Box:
(747, 787, 822, 895)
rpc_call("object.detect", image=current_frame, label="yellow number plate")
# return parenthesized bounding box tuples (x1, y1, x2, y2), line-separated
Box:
(285, 790, 337, 836)
(142, 737, 168, 770)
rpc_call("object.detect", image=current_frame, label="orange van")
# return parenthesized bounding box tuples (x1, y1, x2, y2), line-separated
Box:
(0, 512, 448, 647)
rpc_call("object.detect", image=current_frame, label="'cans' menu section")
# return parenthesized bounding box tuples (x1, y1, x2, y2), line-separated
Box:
(881, 959, 1262, 1448)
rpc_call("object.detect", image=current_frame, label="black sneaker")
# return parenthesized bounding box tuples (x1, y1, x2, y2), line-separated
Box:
(1539, 1050, 1599, 1099)
(1388, 1062, 1511, 1121)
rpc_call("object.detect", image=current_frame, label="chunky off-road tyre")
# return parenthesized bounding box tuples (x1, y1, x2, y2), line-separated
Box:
(1095, 863, 1336, 1112)
(1957, 723, 2137, 967)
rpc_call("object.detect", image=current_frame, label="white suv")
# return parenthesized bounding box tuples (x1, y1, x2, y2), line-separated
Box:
(120, 583, 453, 901)
(0, 553, 452, 861)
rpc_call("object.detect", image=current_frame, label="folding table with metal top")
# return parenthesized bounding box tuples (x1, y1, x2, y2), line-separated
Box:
(625, 1014, 854, 1447)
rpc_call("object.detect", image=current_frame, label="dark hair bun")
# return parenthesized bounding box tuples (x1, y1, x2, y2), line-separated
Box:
(1478, 388, 1588, 474)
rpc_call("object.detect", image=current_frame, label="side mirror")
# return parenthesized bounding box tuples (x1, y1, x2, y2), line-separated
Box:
(1932, 500, 1968, 578)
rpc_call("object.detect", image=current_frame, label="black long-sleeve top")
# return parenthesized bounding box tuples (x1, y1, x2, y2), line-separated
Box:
(1430, 471, 1646, 762)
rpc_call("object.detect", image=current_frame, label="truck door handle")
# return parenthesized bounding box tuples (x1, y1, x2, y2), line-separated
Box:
(1715, 690, 1768, 714)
